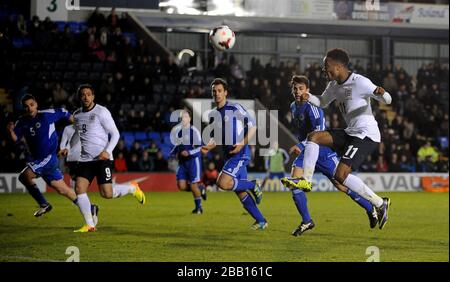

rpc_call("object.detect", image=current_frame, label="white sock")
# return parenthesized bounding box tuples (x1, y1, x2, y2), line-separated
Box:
(303, 141, 320, 182)
(112, 183, 135, 198)
(77, 193, 95, 226)
(343, 174, 383, 208)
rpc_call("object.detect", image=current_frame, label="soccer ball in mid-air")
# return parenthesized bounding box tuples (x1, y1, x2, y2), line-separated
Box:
(209, 26, 235, 51)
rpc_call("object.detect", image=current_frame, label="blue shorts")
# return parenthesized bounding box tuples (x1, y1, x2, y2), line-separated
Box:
(25, 154, 63, 185)
(221, 157, 249, 179)
(176, 157, 202, 183)
(268, 172, 285, 179)
(293, 145, 339, 180)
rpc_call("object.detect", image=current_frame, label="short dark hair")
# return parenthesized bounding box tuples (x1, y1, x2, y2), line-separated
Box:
(211, 78, 228, 91)
(326, 48, 350, 66)
(77, 84, 95, 97)
(291, 75, 309, 88)
(181, 109, 192, 117)
(21, 94, 36, 105)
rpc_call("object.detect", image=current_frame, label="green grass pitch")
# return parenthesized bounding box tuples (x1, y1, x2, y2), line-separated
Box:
(0, 192, 448, 262)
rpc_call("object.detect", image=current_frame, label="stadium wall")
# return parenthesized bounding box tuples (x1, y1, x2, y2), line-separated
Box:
(0, 173, 447, 193)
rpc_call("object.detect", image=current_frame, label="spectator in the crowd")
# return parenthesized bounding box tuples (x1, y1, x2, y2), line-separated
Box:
(113, 139, 129, 159)
(138, 150, 154, 171)
(417, 140, 439, 165)
(399, 154, 416, 172)
(88, 7, 106, 28)
(129, 141, 143, 159)
(202, 162, 219, 190)
(383, 72, 398, 94)
(153, 151, 168, 171)
(146, 142, 160, 159)
(419, 156, 437, 172)
(16, 14, 27, 37)
(106, 7, 119, 29)
(389, 153, 402, 172)
(52, 83, 68, 106)
(114, 152, 128, 172)
(376, 155, 389, 172)
(127, 153, 141, 171)
(359, 155, 377, 172)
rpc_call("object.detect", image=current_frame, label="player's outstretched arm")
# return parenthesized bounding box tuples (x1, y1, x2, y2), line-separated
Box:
(305, 91, 335, 108)
(372, 86, 392, 104)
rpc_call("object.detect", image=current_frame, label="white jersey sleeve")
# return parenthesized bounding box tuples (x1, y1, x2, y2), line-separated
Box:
(99, 107, 120, 158)
(307, 81, 336, 108)
(60, 125, 81, 162)
(356, 75, 392, 104)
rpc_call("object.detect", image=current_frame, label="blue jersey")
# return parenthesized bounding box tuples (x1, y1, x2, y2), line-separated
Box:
(170, 125, 202, 162)
(209, 101, 255, 160)
(290, 101, 326, 145)
(290, 101, 338, 179)
(14, 109, 71, 160)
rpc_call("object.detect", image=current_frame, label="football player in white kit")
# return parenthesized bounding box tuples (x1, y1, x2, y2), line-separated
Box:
(72, 84, 146, 232)
(294, 48, 392, 229)
(59, 124, 99, 226)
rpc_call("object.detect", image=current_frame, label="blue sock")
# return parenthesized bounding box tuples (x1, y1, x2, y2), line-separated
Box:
(194, 197, 202, 209)
(241, 194, 265, 223)
(346, 189, 373, 213)
(292, 188, 312, 223)
(72, 198, 78, 205)
(25, 184, 48, 207)
(232, 178, 255, 192)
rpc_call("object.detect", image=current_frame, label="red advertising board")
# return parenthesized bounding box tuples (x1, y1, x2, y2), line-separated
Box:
(48, 173, 179, 192)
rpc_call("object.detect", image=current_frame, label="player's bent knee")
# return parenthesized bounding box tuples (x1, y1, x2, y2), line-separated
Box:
(177, 183, 188, 191)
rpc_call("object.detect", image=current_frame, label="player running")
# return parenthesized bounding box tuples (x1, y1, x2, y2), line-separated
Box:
(59, 124, 99, 225)
(292, 48, 392, 229)
(201, 78, 267, 230)
(280, 75, 378, 236)
(170, 109, 207, 214)
(72, 84, 146, 232)
(6, 94, 91, 219)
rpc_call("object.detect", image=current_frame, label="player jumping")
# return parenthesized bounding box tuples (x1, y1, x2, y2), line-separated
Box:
(280, 75, 378, 236)
(201, 78, 267, 230)
(290, 48, 392, 229)
(72, 84, 146, 232)
(171, 109, 207, 214)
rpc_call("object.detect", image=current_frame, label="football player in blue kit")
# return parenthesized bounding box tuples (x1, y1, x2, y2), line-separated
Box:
(171, 109, 207, 214)
(7, 94, 98, 222)
(281, 76, 378, 236)
(201, 78, 267, 230)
